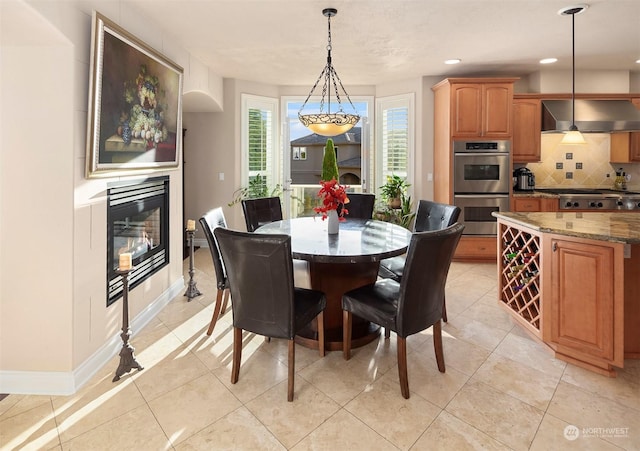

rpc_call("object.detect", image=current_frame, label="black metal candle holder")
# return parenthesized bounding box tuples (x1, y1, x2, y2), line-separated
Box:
(113, 268, 144, 382)
(184, 228, 202, 301)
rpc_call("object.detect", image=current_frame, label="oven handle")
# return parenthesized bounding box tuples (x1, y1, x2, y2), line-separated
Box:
(454, 194, 509, 198)
(454, 152, 510, 157)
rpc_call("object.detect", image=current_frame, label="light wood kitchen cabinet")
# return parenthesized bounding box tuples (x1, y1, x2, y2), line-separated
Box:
(542, 235, 624, 375)
(512, 98, 541, 162)
(512, 196, 558, 212)
(452, 236, 497, 262)
(496, 213, 640, 377)
(447, 81, 515, 138)
(610, 132, 640, 162)
(432, 77, 518, 262)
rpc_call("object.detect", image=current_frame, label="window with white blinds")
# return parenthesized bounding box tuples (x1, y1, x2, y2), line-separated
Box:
(382, 107, 408, 178)
(241, 94, 279, 192)
(375, 94, 414, 191)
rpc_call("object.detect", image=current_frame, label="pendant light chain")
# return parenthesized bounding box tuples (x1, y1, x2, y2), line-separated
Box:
(298, 8, 360, 137)
(325, 14, 359, 116)
(323, 13, 332, 115)
(571, 11, 576, 129)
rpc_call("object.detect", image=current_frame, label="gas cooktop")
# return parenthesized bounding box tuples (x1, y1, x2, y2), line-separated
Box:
(534, 188, 640, 196)
(533, 188, 640, 210)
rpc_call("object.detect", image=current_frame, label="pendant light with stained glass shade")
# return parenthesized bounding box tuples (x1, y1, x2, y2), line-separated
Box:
(559, 4, 588, 145)
(298, 8, 360, 137)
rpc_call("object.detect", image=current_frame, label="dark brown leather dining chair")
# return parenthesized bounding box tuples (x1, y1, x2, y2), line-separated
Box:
(339, 192, 376, 219)
(199, 208, 230, 336)
(241, 195, 311, 289)
(241, 196, 283, 232)
(213, 227, 326, 402)
(378, 199, 461, 323)
(342, 222, 464, 399)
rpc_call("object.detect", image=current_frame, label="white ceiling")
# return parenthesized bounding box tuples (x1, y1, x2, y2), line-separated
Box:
(122, 0, 640, 87)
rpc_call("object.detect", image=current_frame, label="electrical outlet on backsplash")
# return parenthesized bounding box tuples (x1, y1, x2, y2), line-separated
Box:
(526, 133, 640, 190)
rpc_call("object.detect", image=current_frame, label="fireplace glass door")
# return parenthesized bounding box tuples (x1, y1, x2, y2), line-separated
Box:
(107, 176, 169, 305)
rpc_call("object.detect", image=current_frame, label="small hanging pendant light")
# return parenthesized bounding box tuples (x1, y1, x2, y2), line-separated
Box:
(559, 4, 588, 145)
(298, 8, 360, 137)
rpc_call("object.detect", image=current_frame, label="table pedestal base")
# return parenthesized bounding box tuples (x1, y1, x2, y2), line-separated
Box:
(296, 322, 380, 352)
(295, 261, 381, 351)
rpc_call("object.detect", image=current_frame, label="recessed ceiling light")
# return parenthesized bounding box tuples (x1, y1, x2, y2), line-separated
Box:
(540, 58, 558, 64)
(636, 59, 640, 64)
(445, 59, 461, 65)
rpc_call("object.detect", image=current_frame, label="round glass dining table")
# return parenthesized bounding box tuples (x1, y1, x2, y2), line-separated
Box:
(256, 217, 412, 351)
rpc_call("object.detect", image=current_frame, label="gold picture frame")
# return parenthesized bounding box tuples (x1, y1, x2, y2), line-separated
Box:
(86, 12, 183, 178)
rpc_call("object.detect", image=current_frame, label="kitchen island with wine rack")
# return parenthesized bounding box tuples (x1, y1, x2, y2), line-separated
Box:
(494, 211, 640, 377)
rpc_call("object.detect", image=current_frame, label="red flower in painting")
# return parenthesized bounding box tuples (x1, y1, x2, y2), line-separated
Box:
(313, 179, 350, 221)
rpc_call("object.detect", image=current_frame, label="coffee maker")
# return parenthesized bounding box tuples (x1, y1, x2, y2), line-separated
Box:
(513, 167, 535, 191)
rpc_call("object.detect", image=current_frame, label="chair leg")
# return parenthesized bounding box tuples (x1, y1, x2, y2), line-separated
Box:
(442, 296, 448, 323)
(342, 310, 352, 360)
(206, 288, 225, 336)
(433, 320, 445, 373)
(220, 289, 230, 315)
(397, 336, 410, 399)
(317, 312, 325, 357)
(287, 339, 295, 402)
(385, 328, 391, 339)
(231, 327, 242, 384)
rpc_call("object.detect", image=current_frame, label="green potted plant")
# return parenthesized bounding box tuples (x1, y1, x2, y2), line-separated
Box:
(379, 174, 410, 209)
(397, 194, 416, 230)
(228, 174, 282, 207)
(374, 194, 415, 230)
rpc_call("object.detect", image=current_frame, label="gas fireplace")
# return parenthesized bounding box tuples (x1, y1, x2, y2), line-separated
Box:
(107, 176, 169, 306)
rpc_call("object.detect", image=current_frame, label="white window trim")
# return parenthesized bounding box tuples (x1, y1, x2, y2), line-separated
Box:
(374, 93, 415, 197)
(240, 93, 280, 189)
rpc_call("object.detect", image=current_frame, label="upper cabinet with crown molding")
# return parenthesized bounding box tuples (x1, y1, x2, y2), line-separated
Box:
(610, 132, 640, 163)
(513, 98, 542, 162)
(433, 78, 518, 139)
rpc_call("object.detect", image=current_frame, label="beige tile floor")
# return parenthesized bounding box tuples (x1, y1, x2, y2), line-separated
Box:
(2, 250, 639, 450)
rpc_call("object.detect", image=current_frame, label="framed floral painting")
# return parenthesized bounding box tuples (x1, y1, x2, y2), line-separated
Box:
(86, 12, 183, 178)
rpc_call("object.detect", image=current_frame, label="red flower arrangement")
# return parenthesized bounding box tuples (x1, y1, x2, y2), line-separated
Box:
(313, 179, 350, 221)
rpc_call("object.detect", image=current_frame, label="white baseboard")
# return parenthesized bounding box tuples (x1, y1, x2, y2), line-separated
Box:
(0, 277, 185, 396)
(0, 370, 77, 396)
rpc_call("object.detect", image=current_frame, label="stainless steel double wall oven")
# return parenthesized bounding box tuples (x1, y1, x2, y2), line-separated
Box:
(453, 140, 511, 235)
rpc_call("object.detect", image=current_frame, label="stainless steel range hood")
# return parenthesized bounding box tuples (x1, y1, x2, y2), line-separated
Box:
(542, 100, 640, 133)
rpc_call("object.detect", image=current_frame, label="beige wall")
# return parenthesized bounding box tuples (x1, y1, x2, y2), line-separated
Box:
(527, 70, 632, 93)
(631, 73, 640, 92)
(183, 79, 281, 238)
(0, 0, 222, 394)
(2, 19, 75, 373)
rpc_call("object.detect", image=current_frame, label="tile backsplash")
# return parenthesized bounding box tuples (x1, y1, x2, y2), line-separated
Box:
(523, 133, 640, 190)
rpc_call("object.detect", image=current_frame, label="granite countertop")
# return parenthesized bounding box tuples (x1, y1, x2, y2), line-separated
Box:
(512, 191, 559, 198)
(492, 212, 640, 244)
(512, 187, 640, 198)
